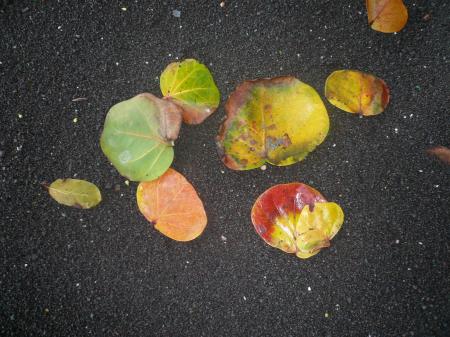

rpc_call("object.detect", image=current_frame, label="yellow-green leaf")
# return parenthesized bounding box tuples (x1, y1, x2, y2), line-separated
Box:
(325, 70, 390, 116)
(47, 179, 102, 209)
(217, 76, 329, 170)
(160, 59, 220, 124)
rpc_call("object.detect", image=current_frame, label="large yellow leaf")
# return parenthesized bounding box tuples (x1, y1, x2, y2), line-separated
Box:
(217, 76, 329, 170)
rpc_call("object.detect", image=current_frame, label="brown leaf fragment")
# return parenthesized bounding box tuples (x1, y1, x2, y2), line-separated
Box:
(137, 93, 183, 142)
(428, 146, 450, 165)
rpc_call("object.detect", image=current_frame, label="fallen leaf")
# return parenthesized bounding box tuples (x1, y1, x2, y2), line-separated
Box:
(325, 70, 390, 116)
(366, 0, 408, 33)
(100, 93, 182, 181)
(251, 183, 344, 259)
(428, 146, 450, 165)
(160, 59, 220, 124)
(136, 168, 207, 241)
(47, 178, 102, 209)
(217, 76, 329, 170)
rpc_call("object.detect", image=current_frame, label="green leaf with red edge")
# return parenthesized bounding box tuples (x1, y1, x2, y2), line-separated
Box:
(251, 183, 344, 259)
(160, 59, 220, 124)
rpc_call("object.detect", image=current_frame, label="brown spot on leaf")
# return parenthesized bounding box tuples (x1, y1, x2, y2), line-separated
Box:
(282, 133, 292, 147)
(239, 133, 249, 141)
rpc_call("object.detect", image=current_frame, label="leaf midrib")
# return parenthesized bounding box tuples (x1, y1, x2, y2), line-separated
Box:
(49, 186, 89, 198)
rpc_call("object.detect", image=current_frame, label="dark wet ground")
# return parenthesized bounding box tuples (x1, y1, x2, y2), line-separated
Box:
(1, 1, 449, 336)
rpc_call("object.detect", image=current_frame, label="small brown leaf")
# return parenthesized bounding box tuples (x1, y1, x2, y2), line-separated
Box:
(428, 146, 450, 165)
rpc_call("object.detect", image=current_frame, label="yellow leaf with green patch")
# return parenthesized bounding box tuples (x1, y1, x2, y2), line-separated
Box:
(325, 70, 390, 116)
(47, 178, 102, 209)
(217, 76, 329, 170)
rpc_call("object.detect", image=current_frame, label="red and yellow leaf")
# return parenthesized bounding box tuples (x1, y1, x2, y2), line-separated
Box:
(136, 168, 207, 241)
(325, 70, 390, 116)
(251, 183, 344, 259)
(366, 0, 408, 33)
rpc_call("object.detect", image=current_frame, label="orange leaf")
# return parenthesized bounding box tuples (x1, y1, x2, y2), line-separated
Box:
(136, 168, 207, 241)
(366, 0, 408, 33)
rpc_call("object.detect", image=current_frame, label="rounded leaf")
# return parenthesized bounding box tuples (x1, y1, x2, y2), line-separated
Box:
(100, 93, 182, 181)
(325, 70, 390, 116)
(136, 168, 207, 241)
(160, 59, 220, 124)
(366, 0, 408, 33)
(217, 76, 329, 170)
(251, 183, 344, 259)
(48, 178, 102, 209)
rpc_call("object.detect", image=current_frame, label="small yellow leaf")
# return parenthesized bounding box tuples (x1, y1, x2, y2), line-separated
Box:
(48, 179, 102, 209)
(325, 70, 390, 116)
